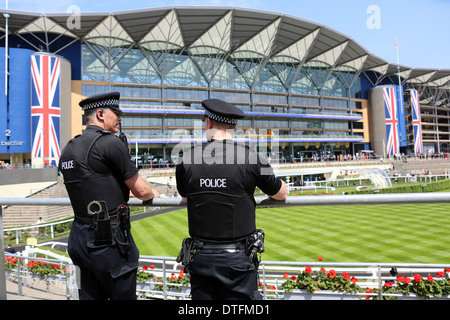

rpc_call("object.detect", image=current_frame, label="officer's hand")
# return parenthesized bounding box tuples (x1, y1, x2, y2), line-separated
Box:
(152, 188, 161, 198)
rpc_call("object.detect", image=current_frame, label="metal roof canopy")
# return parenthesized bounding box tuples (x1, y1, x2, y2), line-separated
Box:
(0, 6, 449, 100)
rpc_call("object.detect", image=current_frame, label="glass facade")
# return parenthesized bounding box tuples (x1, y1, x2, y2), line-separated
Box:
(1, 7, 449, 166)
(78, 8, 368, 164)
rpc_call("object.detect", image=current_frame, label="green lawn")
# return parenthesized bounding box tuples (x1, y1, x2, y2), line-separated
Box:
(132, 202, 450, 264)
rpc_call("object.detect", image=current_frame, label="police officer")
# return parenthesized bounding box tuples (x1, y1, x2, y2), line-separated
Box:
(175, 99, 287, 300)
(59, 92, 160, 300)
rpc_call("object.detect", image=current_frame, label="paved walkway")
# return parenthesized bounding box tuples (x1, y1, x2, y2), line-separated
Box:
(6, 278, 67, 300)
(1, 181, 179, 300)
(0, 181, 56, 198)
(1, 182, 65, 300)
(2, 206, 180, 301)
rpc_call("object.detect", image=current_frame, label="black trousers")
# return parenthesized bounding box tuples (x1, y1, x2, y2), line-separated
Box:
(68, 218, 139, 300)
(73, 258, 137, 300)
(189, 249, 261, 300)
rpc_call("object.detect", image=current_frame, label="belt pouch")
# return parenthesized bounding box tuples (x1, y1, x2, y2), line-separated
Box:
(94, 211, 112, 243)
(88, 200, 112, 244)
(177, 237, 194, 266)
(118, 205, 131, 231)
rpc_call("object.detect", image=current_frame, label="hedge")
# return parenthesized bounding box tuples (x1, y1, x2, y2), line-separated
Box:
(346, 178, 450, 194)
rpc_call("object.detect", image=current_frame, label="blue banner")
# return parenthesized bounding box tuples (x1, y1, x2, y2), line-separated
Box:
(395, 85, 407, 148)
(0, 48, 33, 155)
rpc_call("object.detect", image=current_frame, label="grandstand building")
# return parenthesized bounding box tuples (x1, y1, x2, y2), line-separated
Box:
(0, 6, 449, 168)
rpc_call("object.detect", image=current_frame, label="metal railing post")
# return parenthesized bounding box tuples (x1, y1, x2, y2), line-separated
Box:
(162, 259, 167, 300)
(377, 266, 382, 300)
(262, 264, 266, 300)
(65, 262, 70, 300)
(0, 206, 7, 300)
(17, 252, 22, 296)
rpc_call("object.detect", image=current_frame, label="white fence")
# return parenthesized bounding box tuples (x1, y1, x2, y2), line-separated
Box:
(4, 219, 74, 245)
(2, 193, 450, 300)
(4, 247, 449, 300)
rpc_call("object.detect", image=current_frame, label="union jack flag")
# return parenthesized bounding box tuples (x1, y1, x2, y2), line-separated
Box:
(410, 89, 423, 154)
(383, 86, 399, 156)
(31, 54, 61, 167)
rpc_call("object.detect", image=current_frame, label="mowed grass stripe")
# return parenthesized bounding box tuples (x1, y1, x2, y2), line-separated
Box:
(132, 210, 189, 256)
(257, 203, 450, 263)
(132, 203, 450, 263)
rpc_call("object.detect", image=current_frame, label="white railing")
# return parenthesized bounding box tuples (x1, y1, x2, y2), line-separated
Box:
(4, 219, 74, 245)
(1, 192, 450, 209)
(4, 249, 449, 301)
(2, 193, 450, 300)
(3, 250, 77, 300)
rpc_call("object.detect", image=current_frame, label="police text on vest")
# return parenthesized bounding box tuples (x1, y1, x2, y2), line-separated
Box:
(200, 178, 227, 188)
(61, 160, 74, 170)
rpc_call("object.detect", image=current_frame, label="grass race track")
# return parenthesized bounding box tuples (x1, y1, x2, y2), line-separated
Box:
(132, 202, 450, 264)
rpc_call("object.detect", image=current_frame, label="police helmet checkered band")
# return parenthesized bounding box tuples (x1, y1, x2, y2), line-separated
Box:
(201, 99, 245, 125)
(79, 92, 121, 112)
(204, 110, 238, 125)
(81, 99, 120, 111)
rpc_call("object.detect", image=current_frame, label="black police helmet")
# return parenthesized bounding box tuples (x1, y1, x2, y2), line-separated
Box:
(201, 99, 245, 125)
(79, 92, 122, 114)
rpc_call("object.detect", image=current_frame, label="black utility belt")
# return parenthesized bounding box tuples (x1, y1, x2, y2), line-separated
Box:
(76, 213, 120, 226)
(194, 240, 246, 253)
(77, 201, 131, 244)
(177, 231, 265, 269)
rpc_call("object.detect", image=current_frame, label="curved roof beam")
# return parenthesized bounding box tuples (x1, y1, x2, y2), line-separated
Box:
(85, 15, 133, 47)
(408, 70, 437, 84)
(336, 54, 368, 73)
(272, 28, 319, 63)
(125, 56, 161, 84)
(82, 15, 135, 75)
(15, 15, 78, 53)
(17, 16, 76, 37)
(333, 54, 368, 89)
(303, 41, 349, 93)
(429, 75, 450, 87)
(139, 10, 184, 50)
(265, 29, 320, 91)
(138, 10, 186, 77)
(187, 11, 232, 83)
(230, 17, 281, 88)
(232, 17, 280, 58)
(307, 41, 348, 65)
(363, 64, 390, 86)
(189, 11, 232, 54)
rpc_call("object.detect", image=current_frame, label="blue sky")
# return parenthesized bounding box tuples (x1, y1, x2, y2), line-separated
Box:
(3, 0, 449, 69)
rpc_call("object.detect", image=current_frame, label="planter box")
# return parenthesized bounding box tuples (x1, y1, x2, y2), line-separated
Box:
(168, 286, 191, 295)
(394, 294, 450, 300)
(182, 286, 191, 296)
(137, 281, 155, 292)
(4, 270, 20, 282)
(283, 289, 360, 300)
(283, 290, 450, 300)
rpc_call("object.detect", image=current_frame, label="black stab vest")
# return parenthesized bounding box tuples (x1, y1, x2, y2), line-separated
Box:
(59, 129, 126, 220)
(182, 140, 256, 241)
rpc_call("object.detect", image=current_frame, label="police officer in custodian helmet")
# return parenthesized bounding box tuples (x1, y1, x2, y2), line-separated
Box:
(59, 92, 160, 300)
(175, 99, 287, 300)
